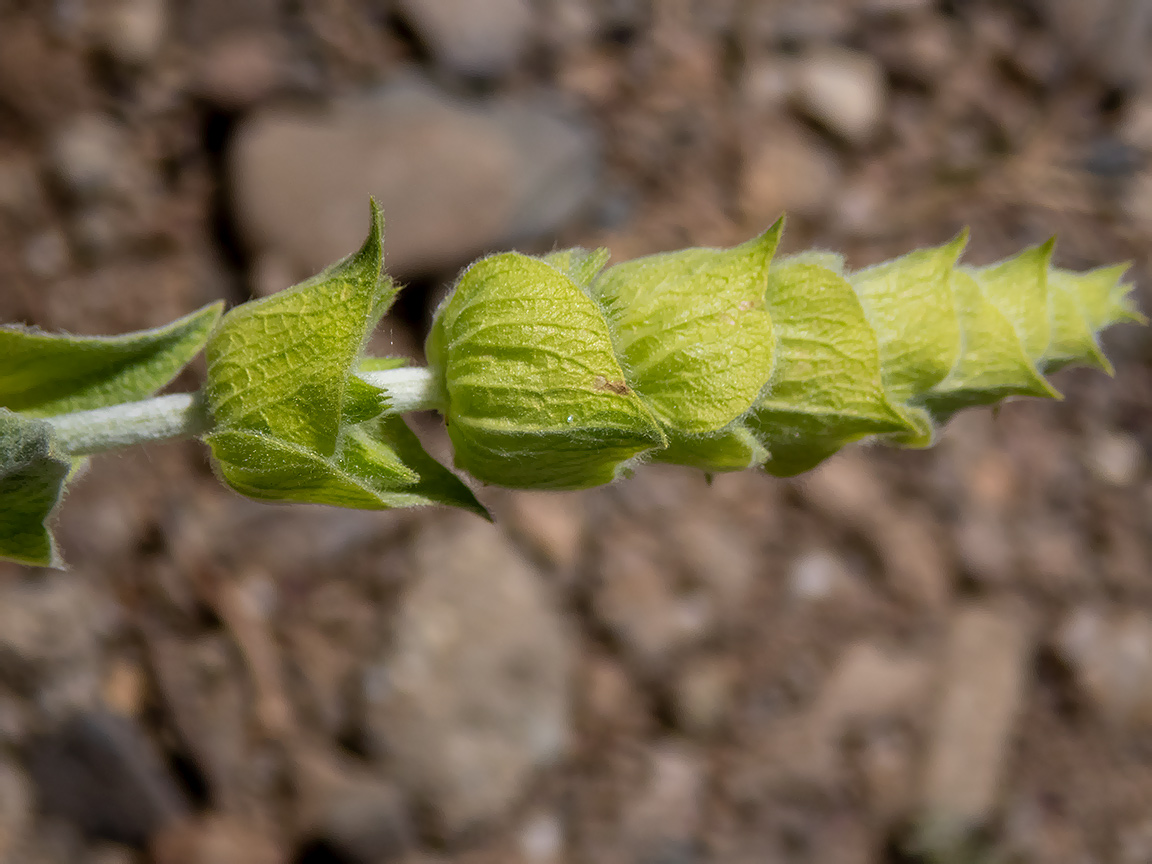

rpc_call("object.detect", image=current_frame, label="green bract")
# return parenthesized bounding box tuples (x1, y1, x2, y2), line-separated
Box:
(591, 223, 780, 472)
(918, 262, 1056, 420)
(426, 251, 666, 490)
(747, 253, 912, 476)
(852, 234, 966, 406)
(204, 201, 486, 516)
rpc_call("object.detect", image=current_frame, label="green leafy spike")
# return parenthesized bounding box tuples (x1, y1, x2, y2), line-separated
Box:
(426, 251, 666, 490)
(542, 247, 612, 289)
(204, 200, 485, 515)
(0, 410, 69, 568)
(850, 233, 967, 405)
(919, 269, 1059, 421)
(426, 222, 1140, 485)
(0, 200, 1144, 556)
(1042, 269, 1115, 374)
(654, 425, 768, 473)
(968, 239, 1053, 361)
(592, 222, 780, 438)
(0, 302, 222, 417)
(748, 256, 915, 477)
(1061, 263, 1146, 333)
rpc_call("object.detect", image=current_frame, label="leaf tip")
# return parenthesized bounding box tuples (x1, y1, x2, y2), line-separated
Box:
(356, 197, 387, 277)
(368, 196, 385, 236)
(738, 215, 786, 274)
(761, 214, 786, 253)
(943, 227, 970, 263)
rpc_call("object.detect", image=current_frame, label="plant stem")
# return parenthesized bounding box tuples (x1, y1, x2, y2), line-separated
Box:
(47, 392, 209, 456)
(46, 366, 440, 457)
(360, 365, 443, 414)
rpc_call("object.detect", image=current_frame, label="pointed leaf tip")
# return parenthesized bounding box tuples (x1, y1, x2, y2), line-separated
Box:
(203, 199, 478, 514)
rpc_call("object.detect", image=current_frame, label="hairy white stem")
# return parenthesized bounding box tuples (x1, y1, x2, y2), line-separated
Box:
(46, 366, 440, 457)
(47, 392, 209, 456)
(359, 365, 442, 414)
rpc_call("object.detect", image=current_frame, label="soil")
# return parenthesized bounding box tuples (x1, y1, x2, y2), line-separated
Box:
(2, 1, 1152, 863)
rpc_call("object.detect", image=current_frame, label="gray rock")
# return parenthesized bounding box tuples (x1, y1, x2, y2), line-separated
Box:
(670, 654, 738, 737)
(230, 77, 599, 282)
(786, 548, 859, 604)
(516, 811, 564, 864)
(1119, 818, 1152, 864)
(743, 0, 851, 46)
(1119, 96, 1152, 152)
(1017, 516, 1092, 591)
(397, 0, 533, 78)
(856, 728, 918, 825)
(49, 114, 139, 203)
(24, 229, 71, 280)
(593, 512, 757, 672)
(768, 641, 932, 789)
(831, 173, 888, 237)
(816, 642, 933, 733)
(7, 819, 84, 864)
(860, 0, 931, 15)
(88, 0, 167, 66)
(82, 842, 142, 864)
(1085, 431, 1144, 486)
(538, 0, 598, 50)
(190, 32, 288, 110)
(739, 57, 794, 114)
(600, 0, 650, 33)
(176, 0, 281, 43)
(149, 814, 284, 864)
(0, 691, 31, 745)
(5, 580, 113, 663)
(0, 154, 44, 223)
(1035, 0, 1152, 86)
(363, 518, 572, 840)
(739, 125, 840, 222)
(793, 48, 887, 145)
(71, 202, 140, 260)
(498, 490, 586, 573)
(0, 575, 116, 717)
(800, 455, 951, 611)
(26, 711, 190, 847)
(920, 606, 1033, 845)
(874, 14, 959, 84)
(593, 531, 686, 669)
(954, 513, 1015, 585)
(47, 115, 161, 258)
(1121, 169, 1152, 226)
(295, 749, 412, 864)
(617, 742, 706, 864)
(0, 756, 33, 861)
(1055, 607, 1152, 729)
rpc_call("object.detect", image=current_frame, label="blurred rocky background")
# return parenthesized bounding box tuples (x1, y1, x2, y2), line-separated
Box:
(2, 0, 1152, 862)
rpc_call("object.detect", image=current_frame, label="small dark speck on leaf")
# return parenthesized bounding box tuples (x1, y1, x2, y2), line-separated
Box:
(593, 375, 630, 395)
